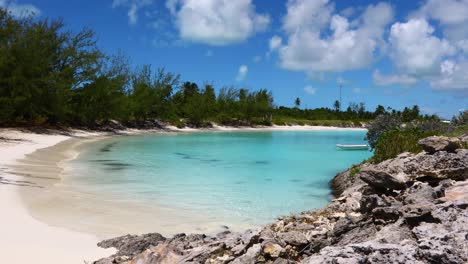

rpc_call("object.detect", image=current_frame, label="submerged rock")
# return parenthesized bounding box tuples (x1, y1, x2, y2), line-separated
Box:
(94, 136, 468, 264)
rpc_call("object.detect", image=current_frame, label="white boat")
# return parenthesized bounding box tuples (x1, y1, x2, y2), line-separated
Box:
(336, 144, 369, 150)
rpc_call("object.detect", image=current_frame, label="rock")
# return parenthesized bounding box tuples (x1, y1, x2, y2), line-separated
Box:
(418, 136, 462, 154)
(96, 233, 166, 261)
(330, 166, 366, 197)
(303, 241, 424, 264)
(359, 168, 407, 191)
(262, 242, 284, 258)
(278, 231, 309, 246)
(129, 245, 182, 264)
(372, 148, 468, 181)
(231, 244, 262, 264)
(402, 182, 436, 205)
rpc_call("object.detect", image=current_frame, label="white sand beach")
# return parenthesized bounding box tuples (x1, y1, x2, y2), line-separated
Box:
(0, 125, 366, 264)
(0, 129, 116, 263)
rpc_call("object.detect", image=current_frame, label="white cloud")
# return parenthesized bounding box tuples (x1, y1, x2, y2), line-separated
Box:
(389, 19, 455, 76)
(412, 0, 468, 41)
(0, 0, 40, 17)
(276, 1, 393, 73)
(253, 55, 262, 63)
(430, 59, 468, 91)
(112, 0, 154, 25)
(373, 70, 419, 86)
(337, 76, 350, 85)
(235, 65, 248, 82)
(352, 88, 362, 94)
(304, 85, 317, 95)
(167, 0, 270, 45)
(269, 35, 282, 51)
(283, 0, 333, 33)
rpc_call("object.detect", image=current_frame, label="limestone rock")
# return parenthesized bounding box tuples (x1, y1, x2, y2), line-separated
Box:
(358, 168, 407, 191)
(418, 136, 462, 154)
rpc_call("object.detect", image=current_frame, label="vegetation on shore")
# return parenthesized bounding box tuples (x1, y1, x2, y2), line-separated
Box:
(366, 110, 467, 163)
(0, 9, 444, 129)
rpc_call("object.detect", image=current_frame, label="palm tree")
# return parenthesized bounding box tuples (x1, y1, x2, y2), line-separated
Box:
(295, 97, 301, 108)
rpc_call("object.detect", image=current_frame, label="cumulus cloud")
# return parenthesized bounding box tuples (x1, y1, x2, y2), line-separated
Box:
(373, 70, 419, 86)
(112, 0, 154, 25)
(0, 0, 40, 17)
(389, 19, 455, 76)
(304, 85, 317, 95)
(167, 0, 270, 45)
(269, 35, 282, 51)
(430, 59, 468, 91)
(236, 65, 248, 82)
(276, 1, 393, 73)
(412, 0, 468, 41)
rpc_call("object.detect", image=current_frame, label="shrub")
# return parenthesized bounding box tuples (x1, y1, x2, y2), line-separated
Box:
(365, 114, 402, 149)
(349, 165, 361, 177)
(352, 120, 362, 127)
(371, 128, 437, 163)
(452, 110, 468, 126)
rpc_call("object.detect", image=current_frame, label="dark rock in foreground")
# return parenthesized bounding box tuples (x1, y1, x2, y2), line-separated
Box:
(94, 136, 468, 264)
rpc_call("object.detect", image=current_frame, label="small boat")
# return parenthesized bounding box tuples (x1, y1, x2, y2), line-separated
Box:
(336, 144, 369, 150)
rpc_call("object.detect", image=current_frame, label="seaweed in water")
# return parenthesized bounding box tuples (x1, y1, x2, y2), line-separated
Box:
(289, 179, 303, 183)
(99, 142, 118, 153)
(103, 162, 132, 167)
(203, 159, 221, 162)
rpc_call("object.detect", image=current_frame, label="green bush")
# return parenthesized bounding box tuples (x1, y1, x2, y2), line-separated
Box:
(349, 165, 361, 177)
(371, 128, 438, 164)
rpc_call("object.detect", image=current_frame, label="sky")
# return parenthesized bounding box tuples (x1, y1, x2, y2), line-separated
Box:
(1, 0, 468, 118)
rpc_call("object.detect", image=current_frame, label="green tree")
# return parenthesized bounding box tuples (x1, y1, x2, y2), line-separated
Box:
(0, 9, 101, 124)
(374, 105, 386, 117)
(295, 97, 301, 108)
(333, 100, 341, 112)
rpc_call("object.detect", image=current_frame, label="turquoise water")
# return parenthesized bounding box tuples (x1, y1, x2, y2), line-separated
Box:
(67, 130, 371, 228)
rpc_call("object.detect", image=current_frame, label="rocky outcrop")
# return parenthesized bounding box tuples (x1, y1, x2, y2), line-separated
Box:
(94, 136, 468, 264)
(418, 136, 462, 154)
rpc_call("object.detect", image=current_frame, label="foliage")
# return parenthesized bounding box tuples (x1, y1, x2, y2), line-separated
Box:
(371, 128, 438, 163)
(0, 8, 447, 129)
(452, 110, 468, 127)
(365, 114, 402, 149)
(349, 165, 361, 177)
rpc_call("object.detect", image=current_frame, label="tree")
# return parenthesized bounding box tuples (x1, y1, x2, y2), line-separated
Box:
(0, 8, 102, 124)
(333, 100, 341, 112)
(295, 97, 301, 108)
(374, 105, 386, 117)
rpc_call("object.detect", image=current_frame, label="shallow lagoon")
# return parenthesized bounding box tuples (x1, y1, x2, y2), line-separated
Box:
(67, 130, 371, 229)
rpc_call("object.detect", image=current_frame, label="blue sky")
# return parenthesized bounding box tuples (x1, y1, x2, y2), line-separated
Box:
(2, 0, 468, 118)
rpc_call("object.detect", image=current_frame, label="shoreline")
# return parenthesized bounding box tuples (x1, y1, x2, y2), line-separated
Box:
(0, 125, 366, 264)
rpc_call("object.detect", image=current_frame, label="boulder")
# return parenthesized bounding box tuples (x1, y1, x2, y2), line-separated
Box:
(418, 136, 462, 154)
(96, 233, 166, 260)
(262, 242, 284, 258)
(358, 168, 407, 191)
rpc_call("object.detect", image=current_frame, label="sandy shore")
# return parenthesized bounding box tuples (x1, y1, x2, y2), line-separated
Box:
(0, 125, 366, 263)
(0, 129, 117, 264)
